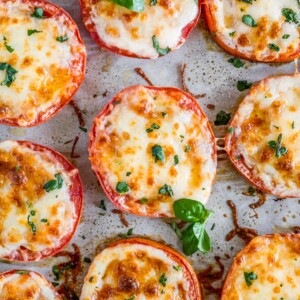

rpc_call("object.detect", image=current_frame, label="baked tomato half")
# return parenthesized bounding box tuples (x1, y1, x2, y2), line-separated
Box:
(222, 234, 300, 299)
(0, 140, 83, 262)
(89, 85, 217, 218)
(203, 0, 300, 62)
(225, 74, 300, 198)
(0, 0, 86, 127)
(0, 269, 62, 299)
(80, 237, 202, 299)
(79, 0, 201, 59)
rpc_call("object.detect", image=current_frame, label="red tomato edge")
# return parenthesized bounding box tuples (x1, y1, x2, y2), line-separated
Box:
(225, 74, 300, 198)
(0, 0, 86, 127)
(88, 85, 217, 218)
(202, 3, 300, 63)
(107, 237, 202, 299)
(0, 269, 62, 299)
(79, 0, 201, 59)
(1, 140, 83, 262)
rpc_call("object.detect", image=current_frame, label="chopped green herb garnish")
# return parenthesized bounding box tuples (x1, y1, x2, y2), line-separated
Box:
(211, 223, 216, 230)
(229, 31, 236, 37)
(0, 63, 17, 87)
(237, 80, 252, 91)
(282, 34, 290, 39)
(27, 29, 42, 36)
(30, 210, 36, 216)
(228, 57, 245, 68)
(52, 281, 59, 287)
(140, 197, 148, 204)
(268, 134, 288, 158)
(268, 43, 280, 52)
(158, 184, 173, 197)
(116, 182, 130, 194)
(56, 36, 69, 43)
(292, 121, 295, 129)
(161, 112, 167, 118)
(152, 35, 170, 56)
(41, 218, 48, 223)
(30, 7, 45, 18)
(152, 145, 164, 162)
(3, 37, 14, 53)
(244, 271, 257, 286)
(214, 111, 231, 126)
(228, 127, 234, 133)
(159, 273, 167, 287)
(173, 266, 181, 271)
(110, 0, 144, 12)
(79, 127, 87, 132)
(242, 15, 257, 27)
(174, 155, 179, 165)
(52, 265, 60, 281)
(99, 199, 106, 211)
(16, 270, 29, 274)
(282, 8, 299, 24)
(126, 172, 131, 176)
(27, 215, 36, 235)
(118, 228, 134, 238)
(89, 276, 94, 282)
(149, 0, 157, 6)
(83, 257, 91, 263)
(185, 145, 191, 152)
(43, 174, 63, 192)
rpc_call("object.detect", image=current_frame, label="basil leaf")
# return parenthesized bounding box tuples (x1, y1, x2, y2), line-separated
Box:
(43, 179, 58, 192)
(27, 29, 42, 36)
(0, 63, 17, 87)
(152, 145, 164, 162)
(55, 173, 63, 189)
(3, 37, 14, 53)
(282, 34, 290, 39)
(116, 181, 130, 194)
(228, 57, 245, 68)
(110, 0, 144, 12)
(268, 43, 280, 52)
(244, 271, 257, 286)
(237, 80, 252, 91)
(214, 111, 231, 126)
(30, 7, 45, 18)
(181, 223, 199, 256)
(56, 36, 69, 43)
(173, 199, 213, 223)
(158, 184, 173, 197)
(152, 35, 171, 56)
(194, 224, 211, 254)
(282, 8, 299, 24)
(242, 15, 257, 27)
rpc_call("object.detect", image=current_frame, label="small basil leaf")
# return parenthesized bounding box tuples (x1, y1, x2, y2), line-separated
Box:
(181, 223, 199, 256)
(152, 35, 171, 56)
(110, 0, 144, 12)
(242, 15, 257, 27)
(196, 226, 211, 254)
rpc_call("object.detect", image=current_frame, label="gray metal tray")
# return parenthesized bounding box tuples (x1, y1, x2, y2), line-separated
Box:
(0, 1, 299, 299)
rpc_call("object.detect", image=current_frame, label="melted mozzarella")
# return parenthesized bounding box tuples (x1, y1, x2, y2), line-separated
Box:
(83, 0, 198, 58)
(0, 271, 61, 300)
(0, 141, 77, 259)
(89, 86, 216, 217)
(0, 0, 85, 126)
(222, 234, 300, 300)
(226, 74, 300, 197)
(80, 240, 195, 300)
(210, 0, 300, 60)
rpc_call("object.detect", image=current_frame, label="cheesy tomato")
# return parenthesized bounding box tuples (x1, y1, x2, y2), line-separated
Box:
(222, 234, 300, 300)
(225, 74, 300, 198)
(80, 238, 202, 300)
(0, 140, 83, 261)
(0, 270, 62, 300)
(89, 85, 217, 217)
(0, 0, 86, 127)
(80, 0, 200, 59)
(203, 0, 300, 62)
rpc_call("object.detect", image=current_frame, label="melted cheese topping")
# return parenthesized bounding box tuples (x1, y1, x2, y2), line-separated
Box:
(80, 241, 195, 300)
(210, 0, 300, 60)
(222, 234, 300, 300)
(0, 0, 85, 126)
(89, 86, 216, 217)
(0, 271, 61, 300)
(0, 141, 76, 259)
(226, 74, 300, 197)
(82, 0, 198, 58)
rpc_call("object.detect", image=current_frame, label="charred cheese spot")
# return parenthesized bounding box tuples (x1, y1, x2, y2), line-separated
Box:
(226, 74, 300, 197)
(0, 271, 61, 299)
(222, 234, 300, 300)
(0, 0, 85, 126)
(0, 141, 76, 260)
(89, 86, 216, 217)
(81, 0, 199, 58)
(208, 0, 300, 61)
(80, 239, 199, 300)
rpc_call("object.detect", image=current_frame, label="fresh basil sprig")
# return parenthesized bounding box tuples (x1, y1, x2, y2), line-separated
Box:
(173, 199, 213, 256)
(110, 0, 144, 12)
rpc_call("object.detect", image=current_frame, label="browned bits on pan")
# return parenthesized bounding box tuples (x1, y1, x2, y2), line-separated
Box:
(134, 68, 154, 86)
(180, 63, 206, 99)
(249, 192, 267, 209)
(207, 104, 215, 110)
(112, 209, 129, 227)
(226, 200, 258, 244)
(70, 136, 80, 159)
(197, 256, 225, 296)
(69, 99, 85, 127)
(292, 226, 300, 233)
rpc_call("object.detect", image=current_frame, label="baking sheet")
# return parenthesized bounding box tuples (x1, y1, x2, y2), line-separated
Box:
(0, 0, 299, 299)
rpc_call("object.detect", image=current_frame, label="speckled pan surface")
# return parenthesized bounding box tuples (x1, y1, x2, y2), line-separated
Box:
(0, 1, 299, 299)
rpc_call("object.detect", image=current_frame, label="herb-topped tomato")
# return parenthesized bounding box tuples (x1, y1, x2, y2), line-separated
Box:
(0, 0, 86, 127)
(79, 0, 200, 58)
(89, 85, 217, 218)
(226, 74, 300, 197)
(80, 238, 202, 299)
(203, 0, 300, 62)
(0, 270, 62, 299)
(0, 140, 83, 262)
(222, 234, 300, 299)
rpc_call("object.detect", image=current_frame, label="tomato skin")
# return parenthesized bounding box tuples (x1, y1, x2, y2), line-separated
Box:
(89, 85, 217, 218)
(203, 3, 300, 63)
(89, 238, 203, 299)
(0, 140, 83, 262)
(0, 270, 63, 299)
(79, 0, 201, 59)
(0, 0, 86, 127)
